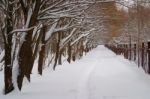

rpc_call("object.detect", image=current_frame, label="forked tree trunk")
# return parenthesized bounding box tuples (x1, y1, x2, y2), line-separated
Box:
(17, 30, 33, 90)
(17, 0, 41, 90)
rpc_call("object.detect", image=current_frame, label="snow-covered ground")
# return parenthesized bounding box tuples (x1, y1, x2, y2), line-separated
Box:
(1, 45, 150, 99)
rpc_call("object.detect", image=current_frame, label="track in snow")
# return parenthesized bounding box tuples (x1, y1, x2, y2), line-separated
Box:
(78, 46, 150, 99)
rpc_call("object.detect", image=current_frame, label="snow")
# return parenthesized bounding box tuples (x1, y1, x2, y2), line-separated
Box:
(1, 45, 150, 99)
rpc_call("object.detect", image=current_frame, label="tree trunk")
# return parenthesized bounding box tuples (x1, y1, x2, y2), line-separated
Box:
(38, 45, 46, 75)
(53, 42, 59, 70)
(53, 33, 61, 70)
(38, 26, 46, 75)
(67, 42, 72, 63)
(4, 0, 14, 94)
(58, 50, 62, 65)
(141, 43, 144, 67)
(148, 42, 150, 74)
(134, 44, 136, 61)
(129, 36, 132, 60)
(72, 49, 76, 62)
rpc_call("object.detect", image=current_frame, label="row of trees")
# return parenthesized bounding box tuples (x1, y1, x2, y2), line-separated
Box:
(0, 0, 133, 95)
(113, 0, 150, 43)
(109, 0, 150, 68)
(0, 0, 118, 94)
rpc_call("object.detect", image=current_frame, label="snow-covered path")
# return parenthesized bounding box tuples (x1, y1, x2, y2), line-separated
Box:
(1, 45, 150, 99)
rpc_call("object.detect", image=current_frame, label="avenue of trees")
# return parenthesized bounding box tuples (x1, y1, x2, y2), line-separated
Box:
(0, 0, 113, 94)
(0, 0, 150, 95)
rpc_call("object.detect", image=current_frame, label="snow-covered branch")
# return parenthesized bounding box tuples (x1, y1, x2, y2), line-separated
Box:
(10, 26, 35, 34)
(59, 28, 77, 49)
(71, 28, 95, 46)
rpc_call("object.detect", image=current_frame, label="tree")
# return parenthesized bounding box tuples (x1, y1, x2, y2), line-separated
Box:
(0, 0, 16, 94)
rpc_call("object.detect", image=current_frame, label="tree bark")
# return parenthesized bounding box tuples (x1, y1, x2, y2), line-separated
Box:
(4, 0, 14, 94)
